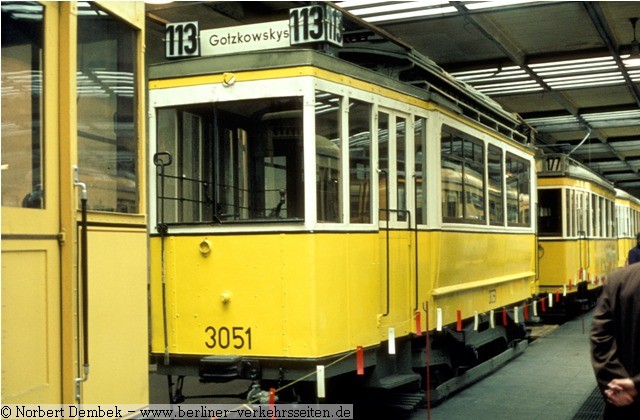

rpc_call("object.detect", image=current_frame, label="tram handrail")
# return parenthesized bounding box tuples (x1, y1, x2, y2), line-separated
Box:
(153, 152, 172, 366)
(73, 165, 89, 402)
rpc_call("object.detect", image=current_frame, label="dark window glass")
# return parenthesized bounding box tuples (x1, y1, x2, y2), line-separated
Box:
(349, 100, 372, 223)
(506, 153, 531, 226)
(414, 117, 426, 224)
(315, 91, 341, 223)
(441, 126, 485, 223)
(488, 145, 504, 224)
(538, 189, 562, 236)
(1, 2, 44, 208)
(155, 97, 304, 224)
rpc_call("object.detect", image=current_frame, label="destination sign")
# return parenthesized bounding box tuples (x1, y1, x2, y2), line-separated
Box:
(289, 4, 343, 47)
(200, 20, 290, 56)
(164, 5, 343, 59)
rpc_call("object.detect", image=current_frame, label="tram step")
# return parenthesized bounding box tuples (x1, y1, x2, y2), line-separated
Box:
(377, 373, 421, 390)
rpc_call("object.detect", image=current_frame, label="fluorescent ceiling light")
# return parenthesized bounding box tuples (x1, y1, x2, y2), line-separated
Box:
(465, 0, 543, 10)
(336, 0, 398, 8)
(526, 116, 579, 125)
(364, 6, 458, 22)
(344, 1, 449, 17)
(584, 110, 640, 121)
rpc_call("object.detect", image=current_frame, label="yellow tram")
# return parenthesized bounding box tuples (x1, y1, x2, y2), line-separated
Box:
(148, 6, 537, 404)
(1, 1, 148, 405)
(536, 153, 617, 316)
(615, 188, 640, 267)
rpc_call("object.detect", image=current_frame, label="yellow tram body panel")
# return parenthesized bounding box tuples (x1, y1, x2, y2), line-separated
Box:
(83, 227, 149, 403)
(151, 232, 386, 358)
(617, 237, 636, 267)
(429, 231, 536, 327)
(537, 239, 616, 294)
(150, 229, 535, 358)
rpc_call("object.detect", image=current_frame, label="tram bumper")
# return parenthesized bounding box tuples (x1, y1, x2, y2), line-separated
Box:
(152, 354, 261, 382)
(199, 356, 260, 383)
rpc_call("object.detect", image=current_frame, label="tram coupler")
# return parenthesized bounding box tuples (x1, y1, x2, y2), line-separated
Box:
(247, 382, 277, 404)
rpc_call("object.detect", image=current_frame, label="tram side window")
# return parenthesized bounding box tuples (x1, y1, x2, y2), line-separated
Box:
(441, 126, 485, 223)
(488, 145, 504, 225)
(379, 112, 390, 222)
(591, 194, 596, 236)
(567, 189, 575, 237)
(506, 153, 530, 226)
(609, 199, 615, 238)
(155, 97, 304, 224)
(576, 191, 587, 237)
(1, 2, 44, 208)
(538, 189, 562, 236)
(349, 100, 372, 223)
(627, 206, 632, 236)
(77, 3, 139, 213)
(415, 117, 426, 224)
(598, 196, 604, 237)
(605, 198, 613, 238)
(315, 91, 342, 223)
(396, 117, 407, 221)
(616, 206, 624, 237)
(586, 193, 592, 236)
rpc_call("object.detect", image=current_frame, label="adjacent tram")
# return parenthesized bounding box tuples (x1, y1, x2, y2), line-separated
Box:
(536, 153, 617, 317)
(1, 1, 148, 405)
(148, 6, 537, 404)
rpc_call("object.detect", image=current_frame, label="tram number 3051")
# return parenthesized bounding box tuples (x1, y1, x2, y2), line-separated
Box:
(289, 4, 343, 47)
(204, 326, 252, 349)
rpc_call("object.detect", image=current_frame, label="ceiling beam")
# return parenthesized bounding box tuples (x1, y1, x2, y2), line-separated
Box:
(583, 1, 640, 108)
(449, 1, 639, 176)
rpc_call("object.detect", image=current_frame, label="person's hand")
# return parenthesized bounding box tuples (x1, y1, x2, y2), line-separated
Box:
(605, 378, 638, 406)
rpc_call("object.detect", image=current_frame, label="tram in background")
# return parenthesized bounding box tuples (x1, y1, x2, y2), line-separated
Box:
(1, 1, 148, 405)
(615, 188, 640, 267)
(147, 4, 536, 405)
(536, 153, 617, 317)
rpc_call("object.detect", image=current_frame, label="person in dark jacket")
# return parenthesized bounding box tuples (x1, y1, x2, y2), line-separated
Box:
(628, 233, 640, 265)
(590, 263, 640, 419)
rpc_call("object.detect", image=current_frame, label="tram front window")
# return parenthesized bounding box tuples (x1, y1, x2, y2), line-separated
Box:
(155, 97, 304, 224)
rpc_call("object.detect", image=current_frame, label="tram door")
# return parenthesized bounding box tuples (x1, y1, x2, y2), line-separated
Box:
(1, 2, 61, 403)
(377, 110, 412, 322)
